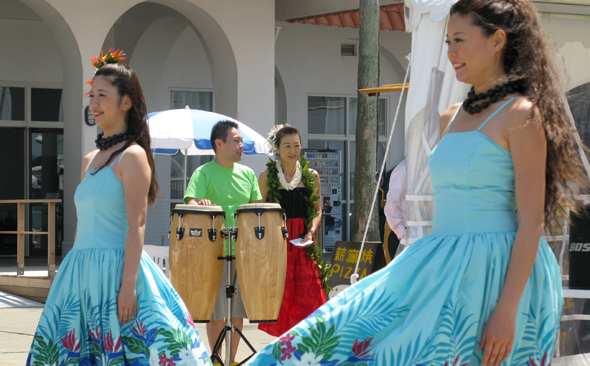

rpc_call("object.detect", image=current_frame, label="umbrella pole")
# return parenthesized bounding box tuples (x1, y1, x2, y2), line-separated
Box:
(183, 149, 188, 196)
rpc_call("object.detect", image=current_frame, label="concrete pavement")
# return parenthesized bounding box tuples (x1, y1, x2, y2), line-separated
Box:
(0, 291, 276, 365)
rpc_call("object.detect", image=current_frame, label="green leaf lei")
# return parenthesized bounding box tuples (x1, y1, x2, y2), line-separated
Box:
(266, 156, 333, 293)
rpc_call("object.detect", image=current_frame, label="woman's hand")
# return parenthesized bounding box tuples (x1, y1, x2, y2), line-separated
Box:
(480, 306, 516, 366)
(301, 231, 314, 247)
(117, 283, 138, 325)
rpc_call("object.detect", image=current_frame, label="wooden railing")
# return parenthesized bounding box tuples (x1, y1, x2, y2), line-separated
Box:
(0, 199, 61, 278)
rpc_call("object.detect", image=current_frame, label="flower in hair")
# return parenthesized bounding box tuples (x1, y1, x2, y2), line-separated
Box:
(267, 123, 291, 156)
(86, 48, 127, 93)
(90, 48, 126, 69)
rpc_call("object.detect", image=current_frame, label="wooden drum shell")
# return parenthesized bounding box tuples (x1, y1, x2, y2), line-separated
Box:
(169, 205, 225, 322)
(234, 204, 287, 322)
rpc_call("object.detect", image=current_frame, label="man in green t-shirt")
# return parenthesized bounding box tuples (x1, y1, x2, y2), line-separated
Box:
(184, 120, 262, 365)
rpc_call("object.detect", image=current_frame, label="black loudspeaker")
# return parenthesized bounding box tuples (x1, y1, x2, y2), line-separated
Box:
(569, 206, 590, 289)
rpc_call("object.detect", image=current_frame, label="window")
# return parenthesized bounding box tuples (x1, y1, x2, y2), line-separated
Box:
(31, 88, 63, 122)
(0, 85, 62, 127)
(307, 95, 388, 241)
(169, 90, 214, 201)
(349, 97, 387, 137)
(170, 154, 210, 200)
(341, 43, 357, 57)
(0, 87, 25, 121)
(308, 96, 346, 135)
(0, 84, 64, 256)
(170, 90, 212, 111)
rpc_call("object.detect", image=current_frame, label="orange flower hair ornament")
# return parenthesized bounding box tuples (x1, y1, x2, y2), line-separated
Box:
(86, 48, 127, 92)
(91, 48, 126, 69)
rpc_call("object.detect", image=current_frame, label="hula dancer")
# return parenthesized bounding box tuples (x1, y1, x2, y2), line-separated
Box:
(246, 0, 587, 364)
(27, 50, 212, 365)
(257, 125, 327, 337)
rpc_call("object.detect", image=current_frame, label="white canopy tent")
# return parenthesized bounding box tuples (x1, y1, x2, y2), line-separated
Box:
(402, 0, 469, 246)
(400, 0, 590, 362)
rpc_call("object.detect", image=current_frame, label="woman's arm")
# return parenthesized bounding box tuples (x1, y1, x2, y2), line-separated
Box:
(384, 161, 407, 240)
(114, 145, 151, 325)
(480, 100, 546, 366)
(258, 171, 269, 202)
(302, 170, 322, 243)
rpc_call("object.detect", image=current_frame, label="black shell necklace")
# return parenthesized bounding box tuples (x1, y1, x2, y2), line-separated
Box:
(463, 82, 519, 114)
(95, 131, 131, 151)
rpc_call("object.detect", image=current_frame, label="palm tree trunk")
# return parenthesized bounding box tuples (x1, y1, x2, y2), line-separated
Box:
(352, 0, 380, 242)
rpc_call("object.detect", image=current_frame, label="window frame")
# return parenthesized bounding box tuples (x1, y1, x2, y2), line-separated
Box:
(168, 88, 215, 205)
(168, 87, 215, 111)
(307, 94, 389, 241)
(0, 83, 64, 129)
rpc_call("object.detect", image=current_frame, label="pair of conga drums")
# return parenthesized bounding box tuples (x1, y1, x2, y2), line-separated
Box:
(169, 203, 287, 322)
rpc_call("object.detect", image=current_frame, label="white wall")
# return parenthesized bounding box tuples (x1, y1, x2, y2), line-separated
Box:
(2, 0, 275, 253)
(8, 0, 588, 254)
(0, 19, 62, 83)
(275, 21, 412, 168)
(130, 19, 216, 246)
(540, 12, 590, 89)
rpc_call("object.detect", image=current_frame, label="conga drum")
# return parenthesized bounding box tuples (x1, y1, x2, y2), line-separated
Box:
(234, 203, 287, 322)
(169, 204, 225, 321)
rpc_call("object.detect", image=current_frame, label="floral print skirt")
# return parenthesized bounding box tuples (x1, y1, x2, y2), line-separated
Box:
(27, 248, 212, 366)
(245, 232, 562, 366)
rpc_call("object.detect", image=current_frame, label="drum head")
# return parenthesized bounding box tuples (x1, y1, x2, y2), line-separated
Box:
(235, 203, 283, 215)
(173, 204, 225, 218)
(173, 204, 224, 212)
(237, 203, 281, 210)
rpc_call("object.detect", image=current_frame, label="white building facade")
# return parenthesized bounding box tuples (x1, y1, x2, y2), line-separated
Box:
(0, 0, 588, 258)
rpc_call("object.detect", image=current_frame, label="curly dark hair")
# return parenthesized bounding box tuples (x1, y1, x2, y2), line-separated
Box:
(450, 0, 588, 233)
(93, 63, 159, 204)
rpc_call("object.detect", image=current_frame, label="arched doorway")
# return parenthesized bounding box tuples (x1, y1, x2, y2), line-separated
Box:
(99, 1, 239, 246)
(0, 0, 82, 258)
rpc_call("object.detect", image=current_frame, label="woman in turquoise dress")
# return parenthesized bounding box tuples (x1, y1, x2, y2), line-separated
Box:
(27, 59, 212, 365)
(246, 0, 587, 365)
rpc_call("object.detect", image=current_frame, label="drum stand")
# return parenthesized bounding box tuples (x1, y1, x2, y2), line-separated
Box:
(210, 227, 257, 366)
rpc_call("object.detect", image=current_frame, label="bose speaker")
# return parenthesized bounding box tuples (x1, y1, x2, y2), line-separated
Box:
(569, 206, 590, 289)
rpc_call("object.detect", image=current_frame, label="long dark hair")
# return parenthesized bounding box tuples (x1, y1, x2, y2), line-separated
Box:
(92, 63, 159, 204)
(450, 0, 588, 232)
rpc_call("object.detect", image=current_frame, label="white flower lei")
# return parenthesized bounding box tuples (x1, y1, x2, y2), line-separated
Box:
(266, 123, 291, 156)
(276, 160, 302, 190)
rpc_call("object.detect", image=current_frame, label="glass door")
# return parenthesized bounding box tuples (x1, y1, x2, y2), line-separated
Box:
(0, 128, 25, 256)
(28, 129, 63, 257)
(0, 85, 63, 257)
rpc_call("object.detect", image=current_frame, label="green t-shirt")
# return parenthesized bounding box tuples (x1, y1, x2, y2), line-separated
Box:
(184, 161, 262, 252)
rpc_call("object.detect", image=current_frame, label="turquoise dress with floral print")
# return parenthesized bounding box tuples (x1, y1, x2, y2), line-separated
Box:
(246, 99, 563, 366)
(27, 150, 212, 366)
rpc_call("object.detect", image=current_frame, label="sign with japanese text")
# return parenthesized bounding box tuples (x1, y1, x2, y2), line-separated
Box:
(327, 241, 385, 298)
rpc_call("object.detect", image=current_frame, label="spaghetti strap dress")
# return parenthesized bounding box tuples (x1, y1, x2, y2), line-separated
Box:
(259, 187, 327, 337)
(27, 149, 212, 366)
(245, 98, 563, 366)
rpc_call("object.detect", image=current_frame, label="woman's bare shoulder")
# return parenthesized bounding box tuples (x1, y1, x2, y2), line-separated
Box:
(259, 170, 269, 179)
